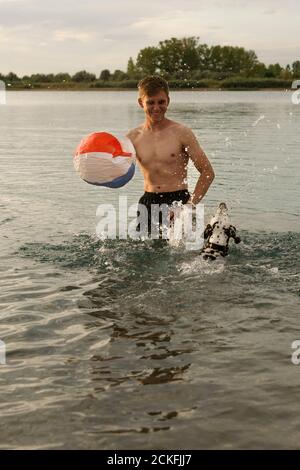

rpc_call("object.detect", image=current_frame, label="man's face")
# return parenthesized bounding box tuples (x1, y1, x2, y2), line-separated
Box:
(138, 90, 170, 123)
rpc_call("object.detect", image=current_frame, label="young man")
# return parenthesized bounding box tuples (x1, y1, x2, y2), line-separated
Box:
(127, 75, 215, 237)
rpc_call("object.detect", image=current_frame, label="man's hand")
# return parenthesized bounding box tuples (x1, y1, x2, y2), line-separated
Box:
(169, 200, 195, 224)
(185, 199, 197, 209)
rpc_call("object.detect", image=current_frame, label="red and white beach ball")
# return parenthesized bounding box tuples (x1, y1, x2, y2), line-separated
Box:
(74, 132, 136, 188)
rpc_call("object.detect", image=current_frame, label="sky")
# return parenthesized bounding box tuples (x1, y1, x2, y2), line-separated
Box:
(0, 0, 300, 76)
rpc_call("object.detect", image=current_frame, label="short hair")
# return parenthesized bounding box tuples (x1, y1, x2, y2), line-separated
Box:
(138, 75, 169, 98)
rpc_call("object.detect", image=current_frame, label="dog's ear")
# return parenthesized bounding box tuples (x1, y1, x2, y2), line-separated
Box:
(228, 225, 236, 237)
(204, 224, 213, 239)
(229, 225, 241, 243)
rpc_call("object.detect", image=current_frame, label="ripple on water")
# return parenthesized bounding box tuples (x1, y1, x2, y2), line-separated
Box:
(0, 230, 299, 448)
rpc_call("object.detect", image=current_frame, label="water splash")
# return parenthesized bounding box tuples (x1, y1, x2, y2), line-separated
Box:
(252, 114, 265, 127)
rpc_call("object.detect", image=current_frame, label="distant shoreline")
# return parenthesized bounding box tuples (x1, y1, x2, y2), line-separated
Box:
(6, 87, 293, 92)
(3, 77, 295, 92)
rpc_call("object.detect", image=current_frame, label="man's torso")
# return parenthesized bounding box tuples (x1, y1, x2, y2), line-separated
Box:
(128, 120, 189, 192)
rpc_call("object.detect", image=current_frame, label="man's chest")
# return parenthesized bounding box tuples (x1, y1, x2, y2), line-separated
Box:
(134, 133, 186, 166)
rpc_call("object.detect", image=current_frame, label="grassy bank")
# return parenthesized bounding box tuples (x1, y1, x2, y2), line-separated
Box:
(5, 77, 294, 91)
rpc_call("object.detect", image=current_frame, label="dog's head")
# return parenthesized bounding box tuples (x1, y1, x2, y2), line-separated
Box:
(202, 203, 241, 260)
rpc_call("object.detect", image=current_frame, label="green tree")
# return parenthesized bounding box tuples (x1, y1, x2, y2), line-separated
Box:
(207, 46, 259, 77)
(197, 43, 211, 71)
(5, 72, 20, 82)
(208, 45, 223, 73)
(111, 69, 127, 81)
(55, 73, 71, 82)
(280, 65, 292, 79)
(180, 37, 200, 73)
(100, 69, 111, 81)
(239, 49, 259, 77)
(136, 47, 160, 75)
(265, 63, 282, 78)
(132, 38, 262, 80)
(127, 57, 138, 78)
(157, 37, 199, 77)
(252, 62, 267, 77)
(292, 61, 300, 77)
(30, 73, 56, 83)
(72, 70, 96, 82)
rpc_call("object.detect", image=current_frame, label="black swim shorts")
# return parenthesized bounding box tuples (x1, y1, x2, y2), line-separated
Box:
(136, 189, 190, 237)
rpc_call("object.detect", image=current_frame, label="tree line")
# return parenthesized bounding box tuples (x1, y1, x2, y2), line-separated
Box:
(128, 37, 300, 80)
(1, 37, 299, 87)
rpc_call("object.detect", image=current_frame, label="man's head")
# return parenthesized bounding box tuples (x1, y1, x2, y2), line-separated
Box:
(138, 75, 170, 124)
(138, 75, 169, 100)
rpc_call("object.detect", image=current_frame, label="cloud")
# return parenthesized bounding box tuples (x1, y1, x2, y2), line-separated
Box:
(0, 0, 299, 74)
(262, 9, 277, 14)
(53, 30, 94, 43)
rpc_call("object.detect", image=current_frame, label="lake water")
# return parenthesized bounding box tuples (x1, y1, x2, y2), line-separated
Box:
(0, 90, 299, 449)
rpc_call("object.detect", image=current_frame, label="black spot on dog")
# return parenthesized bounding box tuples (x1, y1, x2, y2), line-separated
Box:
(203, 254, 216, 260)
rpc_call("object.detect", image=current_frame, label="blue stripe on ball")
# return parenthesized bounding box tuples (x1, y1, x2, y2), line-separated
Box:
(84, 162, 135, 188)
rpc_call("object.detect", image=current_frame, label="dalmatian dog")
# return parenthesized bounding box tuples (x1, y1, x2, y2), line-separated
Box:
(202, 203, 241, 260)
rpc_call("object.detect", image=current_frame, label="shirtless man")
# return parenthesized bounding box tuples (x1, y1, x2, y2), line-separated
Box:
(127, 75, 215, 236)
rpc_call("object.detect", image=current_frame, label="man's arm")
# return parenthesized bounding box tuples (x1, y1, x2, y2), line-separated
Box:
(181, 127, 215, 205)
(126, 128, 137, 146)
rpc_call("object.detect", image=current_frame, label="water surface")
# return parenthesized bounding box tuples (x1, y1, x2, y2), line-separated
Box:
(0, 90, 299, 449)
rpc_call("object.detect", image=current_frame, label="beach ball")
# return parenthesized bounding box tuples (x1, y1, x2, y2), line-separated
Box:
(74, 132, 136, 188)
